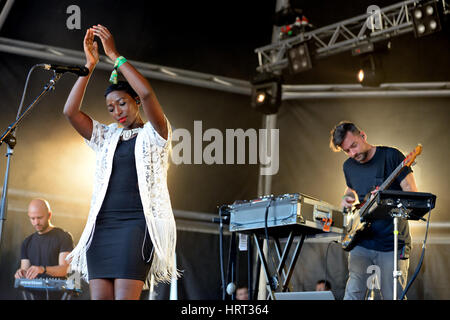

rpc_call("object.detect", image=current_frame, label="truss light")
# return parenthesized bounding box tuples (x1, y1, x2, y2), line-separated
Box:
(251, 73, 282, 114)
(411, 1, 442, 38)
(357, 54, 384, 87)
(287, 42, 312, 74)
(357, 69, 365, 83)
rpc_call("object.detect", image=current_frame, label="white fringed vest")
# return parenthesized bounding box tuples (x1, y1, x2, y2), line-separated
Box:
(66, 118, 178, 283)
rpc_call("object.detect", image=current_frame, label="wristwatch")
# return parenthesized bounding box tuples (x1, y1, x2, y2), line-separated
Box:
(42, 266, 47, 274)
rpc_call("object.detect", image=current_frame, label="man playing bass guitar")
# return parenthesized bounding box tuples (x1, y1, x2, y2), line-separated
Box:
(330, 121, 418, 300)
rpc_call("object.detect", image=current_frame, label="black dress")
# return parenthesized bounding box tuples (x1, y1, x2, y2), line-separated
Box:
(86, 135, 153, 281)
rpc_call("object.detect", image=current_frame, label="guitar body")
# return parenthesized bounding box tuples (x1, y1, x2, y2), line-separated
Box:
(340, 144, 422, 252)
(341, 209, 371, 251)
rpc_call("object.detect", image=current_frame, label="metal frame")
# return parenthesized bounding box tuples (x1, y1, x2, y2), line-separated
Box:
(253, 231, 306, 300)
(0, 0, 15, 31)
(255, 0, 438, 73)
(0, 36, 449, 98)
(0, 36, 252, 96)
(282, 82, 450, 99)
(0, 1, 448, 100)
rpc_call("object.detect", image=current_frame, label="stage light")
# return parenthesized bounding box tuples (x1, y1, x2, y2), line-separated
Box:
(357, 54, 384, 87)
(256, 92, 266, 104)
(251, 73, 282, 114)
(287, 42, 313, 74)
(414, 8, 423, 19)
(429, 20, 437, 30)
(357, 69, 365, 83)
(411, 1, 442, 38)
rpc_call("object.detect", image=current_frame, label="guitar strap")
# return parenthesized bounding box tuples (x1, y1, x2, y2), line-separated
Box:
(374, 146, 387, 190)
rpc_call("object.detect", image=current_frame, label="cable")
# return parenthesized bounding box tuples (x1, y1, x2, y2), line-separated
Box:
(264, 198, 273, 245)
(219, 206, 226, 300)
(263, 196, 279, 290)
(16, 64, 43, 121)
(399, 208, 432, 300)
(324, 240, 339, 289)
(218, 205, 230, 300)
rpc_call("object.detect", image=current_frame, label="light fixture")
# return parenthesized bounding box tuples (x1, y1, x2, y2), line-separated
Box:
(357, 69, 365, 83)
(357, 54, 384, 87)
(411, 1, 442, 38)
(287, 42, 313, 74)
(251, 73, 282, 114)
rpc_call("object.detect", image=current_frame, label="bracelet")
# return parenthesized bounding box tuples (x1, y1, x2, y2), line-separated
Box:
(42, 266, 47, 274)
(115, 56, 127, 69)
(109, 56, 127, 84)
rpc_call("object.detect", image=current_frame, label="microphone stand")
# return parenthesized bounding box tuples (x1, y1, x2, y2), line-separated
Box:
(0, 70, 62, 250)
(391, 202, 410, 300)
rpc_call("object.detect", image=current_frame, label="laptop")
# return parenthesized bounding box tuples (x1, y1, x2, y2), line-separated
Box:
(274, 291, 335, 300)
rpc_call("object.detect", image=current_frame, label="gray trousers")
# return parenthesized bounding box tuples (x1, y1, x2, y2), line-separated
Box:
(344, 245, 409, 300)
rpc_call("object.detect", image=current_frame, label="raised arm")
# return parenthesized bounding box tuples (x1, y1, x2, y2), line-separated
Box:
(63, 28, 98, 140)
(92, 24, 168, 140)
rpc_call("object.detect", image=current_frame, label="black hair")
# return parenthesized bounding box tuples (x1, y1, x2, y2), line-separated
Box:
(316, 279, 332, 290)
(104, 81, 139, 99)
(329, 121, 361, 152)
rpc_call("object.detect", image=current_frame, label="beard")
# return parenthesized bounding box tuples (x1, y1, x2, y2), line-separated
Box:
(354, 150, 370, 163)
(35, 221, 49, 233)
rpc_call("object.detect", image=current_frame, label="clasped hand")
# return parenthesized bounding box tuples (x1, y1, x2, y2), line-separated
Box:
(83, 24, 120, 71)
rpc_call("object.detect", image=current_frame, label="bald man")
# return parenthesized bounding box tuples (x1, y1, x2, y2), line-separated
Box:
(14, 199, 74, 280)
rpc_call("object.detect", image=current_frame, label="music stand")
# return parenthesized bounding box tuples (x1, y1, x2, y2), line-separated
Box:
(370, 190, 436, 300)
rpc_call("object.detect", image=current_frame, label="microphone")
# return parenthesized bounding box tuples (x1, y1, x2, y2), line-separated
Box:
(226, 282, 236, 295)
(41, 64, 89, 76)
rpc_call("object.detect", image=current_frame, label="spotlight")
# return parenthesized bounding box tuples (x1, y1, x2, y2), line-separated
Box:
(251, 73, 282, 114)
(357, 69, 365, 83)
(357, 54, 384, 87)
(411, 1, 442, 38)
(287, 42, 313, 74)
(256, 92, 266, 104)
(414, 8, 423, 19)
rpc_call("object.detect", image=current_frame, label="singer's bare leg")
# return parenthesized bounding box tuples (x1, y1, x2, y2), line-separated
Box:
(89, 278, 114, 300)
(114, 279, 144, 300)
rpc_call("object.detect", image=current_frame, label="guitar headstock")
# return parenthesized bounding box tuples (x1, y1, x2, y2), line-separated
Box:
(403, 144, 422, 167)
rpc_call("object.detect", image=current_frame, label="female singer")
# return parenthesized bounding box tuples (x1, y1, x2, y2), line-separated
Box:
(63, 25, 177, 300)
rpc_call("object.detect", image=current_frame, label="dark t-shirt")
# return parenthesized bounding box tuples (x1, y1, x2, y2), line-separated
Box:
(343, 146, 412, 254)
(20, 227, 74, 278)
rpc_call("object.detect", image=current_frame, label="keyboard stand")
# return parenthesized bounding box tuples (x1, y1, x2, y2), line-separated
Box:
(252, 230, 306, 300)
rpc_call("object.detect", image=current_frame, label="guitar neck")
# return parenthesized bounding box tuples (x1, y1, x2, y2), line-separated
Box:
(378, 161, 405, 192)
(359, 160, 406, 217)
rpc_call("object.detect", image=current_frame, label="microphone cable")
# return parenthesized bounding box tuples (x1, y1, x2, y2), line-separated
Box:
(399, 208, 432, 300)
(218, 205, 230, 300)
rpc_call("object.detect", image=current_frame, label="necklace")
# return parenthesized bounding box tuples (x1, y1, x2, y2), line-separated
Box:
(121, 127, 142, 141)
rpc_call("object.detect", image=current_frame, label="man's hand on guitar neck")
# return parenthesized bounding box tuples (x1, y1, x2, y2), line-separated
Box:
(369, 186, 380, 201)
